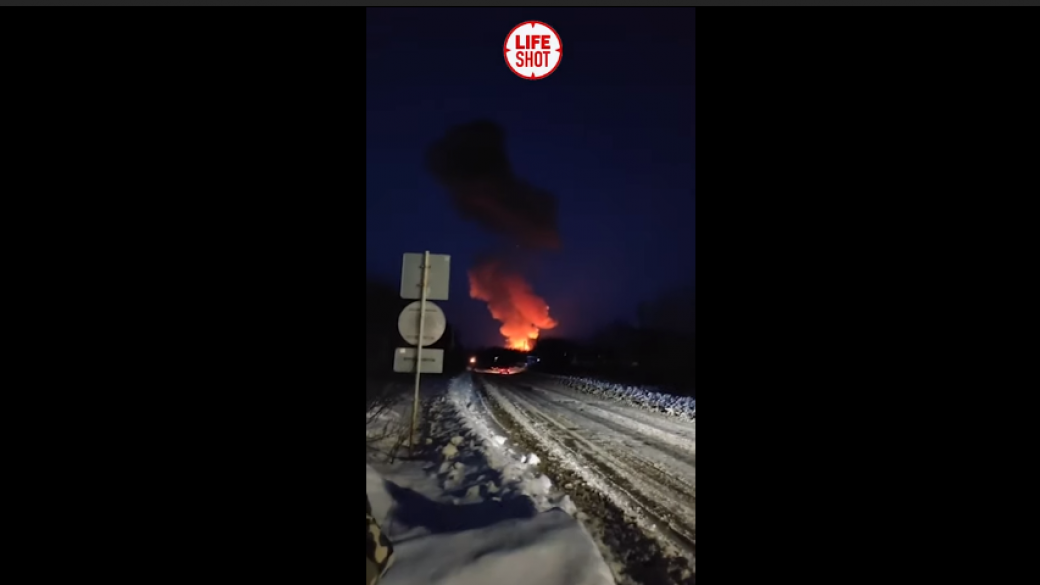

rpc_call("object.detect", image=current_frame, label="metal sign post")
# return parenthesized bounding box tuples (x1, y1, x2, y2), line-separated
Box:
(409, 251, 430, 451)
(396, 251, 449, 454)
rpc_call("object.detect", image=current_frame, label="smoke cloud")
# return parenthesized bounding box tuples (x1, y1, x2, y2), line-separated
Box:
(469, 258, 557, 351)
(428, 120, 560, 350)
(426, 120, 560, 250)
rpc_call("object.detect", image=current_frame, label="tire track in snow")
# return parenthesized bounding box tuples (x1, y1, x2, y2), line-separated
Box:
(505, 383, 697, 507)
(528, 379, 697, 455)
(481, 376, 696, 579)
(513, 381, 697, 480)
(475, 378, 694, 585)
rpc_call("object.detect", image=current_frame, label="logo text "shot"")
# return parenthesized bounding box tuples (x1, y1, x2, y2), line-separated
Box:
(504, 21, 562, 81)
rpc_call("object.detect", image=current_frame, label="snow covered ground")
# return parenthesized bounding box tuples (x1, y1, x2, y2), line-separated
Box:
(478, 373, 696, 584)
(534, 374, 695, 421)
(365, 377, 615, 585)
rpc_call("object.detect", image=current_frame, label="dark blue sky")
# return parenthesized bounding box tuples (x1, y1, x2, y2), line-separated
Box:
(367, 8, 695, 348)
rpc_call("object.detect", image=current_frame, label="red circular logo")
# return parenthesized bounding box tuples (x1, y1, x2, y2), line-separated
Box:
(504, 21, 562, 80)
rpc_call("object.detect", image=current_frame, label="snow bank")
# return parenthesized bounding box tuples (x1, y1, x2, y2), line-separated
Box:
(367, 464, 395, 523)
(365, 375, 614, 585)
(368, 464, 613, 585)
(382, 508, 614, 585)
(447, 375, 574, 514)
(537, 374, 696, 420)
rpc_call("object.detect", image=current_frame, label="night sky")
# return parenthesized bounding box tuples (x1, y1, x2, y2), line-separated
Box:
(367, 8, 695, 348)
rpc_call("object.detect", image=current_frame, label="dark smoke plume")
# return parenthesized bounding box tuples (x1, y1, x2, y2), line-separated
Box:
(426, 120, 560, 250)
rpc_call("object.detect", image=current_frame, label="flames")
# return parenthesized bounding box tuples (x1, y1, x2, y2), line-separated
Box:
(469, 259, 556, 352)
(509, 337, 535, 352)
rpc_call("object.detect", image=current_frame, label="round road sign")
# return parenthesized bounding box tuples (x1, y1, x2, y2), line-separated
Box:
(397, 301, 446, 347)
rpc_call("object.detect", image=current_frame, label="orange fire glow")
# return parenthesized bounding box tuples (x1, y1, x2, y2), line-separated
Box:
(508, 337, 536, 352)
(469, 259, 556, 352)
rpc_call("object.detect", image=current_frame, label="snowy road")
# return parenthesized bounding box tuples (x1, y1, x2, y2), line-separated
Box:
(477, 374, 696, 584)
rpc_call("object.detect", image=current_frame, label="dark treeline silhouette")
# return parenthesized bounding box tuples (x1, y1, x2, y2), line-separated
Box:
(470, 347, 528, 369)
(637, 282, 695, 337)
(365, 275, 693, 398)
(531, 284, 695, 397)
(366, 275, 468, 402)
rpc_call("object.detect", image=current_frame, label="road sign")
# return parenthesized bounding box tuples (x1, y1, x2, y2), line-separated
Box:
(393, 347, 444, 374)
(400, 253, 450, 300)
(398, 250, 451, 452)
(397, 301, 446, 347)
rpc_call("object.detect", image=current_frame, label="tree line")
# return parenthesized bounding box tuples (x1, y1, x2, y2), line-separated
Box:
(533, 283, 695, 396)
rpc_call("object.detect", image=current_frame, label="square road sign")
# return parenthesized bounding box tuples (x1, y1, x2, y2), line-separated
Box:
(400, 253, 450, 301)
(393, 347, 444, 374)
